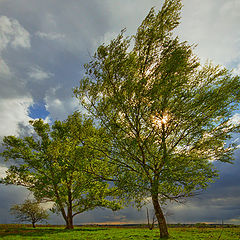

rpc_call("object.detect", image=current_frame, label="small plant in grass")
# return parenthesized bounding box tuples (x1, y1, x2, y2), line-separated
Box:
(10, 199, 49, 228)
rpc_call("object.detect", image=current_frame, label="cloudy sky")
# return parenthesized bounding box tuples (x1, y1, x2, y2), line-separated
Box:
(0, 0, 240, 225)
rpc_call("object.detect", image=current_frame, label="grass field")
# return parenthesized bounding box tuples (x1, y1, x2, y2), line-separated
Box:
(0, 225, 240, 239)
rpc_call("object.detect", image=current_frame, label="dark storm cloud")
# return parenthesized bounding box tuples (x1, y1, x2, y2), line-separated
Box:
(0, 185, 30, 224)
(166, 148, 240, 224)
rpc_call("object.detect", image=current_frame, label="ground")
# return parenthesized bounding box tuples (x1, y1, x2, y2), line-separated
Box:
(0, 224, 239, 239)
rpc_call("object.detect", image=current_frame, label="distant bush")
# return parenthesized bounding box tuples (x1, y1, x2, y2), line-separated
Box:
(195, 223, 208, 228)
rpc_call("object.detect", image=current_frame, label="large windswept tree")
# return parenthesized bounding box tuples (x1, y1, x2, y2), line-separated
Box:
(74, 0, 240, 238)
(1, 112, 122, 229)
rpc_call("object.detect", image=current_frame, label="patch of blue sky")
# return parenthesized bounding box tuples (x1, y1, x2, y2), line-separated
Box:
(29, 101, 49, 120)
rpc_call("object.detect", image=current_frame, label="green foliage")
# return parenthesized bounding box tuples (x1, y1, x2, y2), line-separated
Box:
(10, 199, 48, 227)
(1, 112, 122, 228)
(74, 0, 240, 204)
(74, 0, 240, 237)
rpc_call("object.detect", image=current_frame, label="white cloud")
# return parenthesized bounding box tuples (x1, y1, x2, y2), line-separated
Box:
(36, 31, 65, 41)
(0, 16, 34, 140)
(178, 0, 240, 65)
(0, 97, 33, 137)
(0, 16, 32, 138)
(93, 31, 118, 49)
(44, 87, 80, 120)
(0, 15, 30, 50)
(0, 166, 8, 178)
(219, 0, 240, 18)
(87, 0, 240, 67)
(0, 15, 30, 82)
(28, 66, 54, 81)
(230, 113, 240, 126)
(0, 57, 11, 76)
(233, 64, 240, 75)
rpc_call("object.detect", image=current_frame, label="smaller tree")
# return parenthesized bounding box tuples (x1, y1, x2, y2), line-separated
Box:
(1, 112, 122, 229)
(10, 199, 49, 228)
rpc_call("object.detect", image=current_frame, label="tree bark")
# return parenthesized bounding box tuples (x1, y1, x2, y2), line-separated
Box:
(52, 182, 69, 227)
(65, 183, 74, 229)
(65, 201, 74, 229)
(65, 203, 74, 229)
(32, 222, 36, 228)
(65, 214, 74, 229)
(151, 194, 169, 238)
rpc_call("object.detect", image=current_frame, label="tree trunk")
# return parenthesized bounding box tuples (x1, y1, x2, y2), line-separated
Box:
(66, 184, 74, 229)
(152, 194, 169, 238)
(65, 204, 74, 229)
(53, 183, 69, 227)
(65, 215, 74, 229)
(32, 222, 36, 228)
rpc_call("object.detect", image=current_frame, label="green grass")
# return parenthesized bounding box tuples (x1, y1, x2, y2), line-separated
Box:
(0, 225, 240, 239)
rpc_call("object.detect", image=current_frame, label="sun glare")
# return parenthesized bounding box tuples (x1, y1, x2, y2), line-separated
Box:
(161, 115, 168, 124)
(151, 113, 169, 128)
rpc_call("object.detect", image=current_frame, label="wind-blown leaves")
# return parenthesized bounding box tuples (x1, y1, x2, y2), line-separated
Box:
(74, 0, 240, 238)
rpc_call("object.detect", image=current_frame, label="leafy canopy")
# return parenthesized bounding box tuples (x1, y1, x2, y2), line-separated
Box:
(74, 0, 240, 206)
(1, 112, 122, 226)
